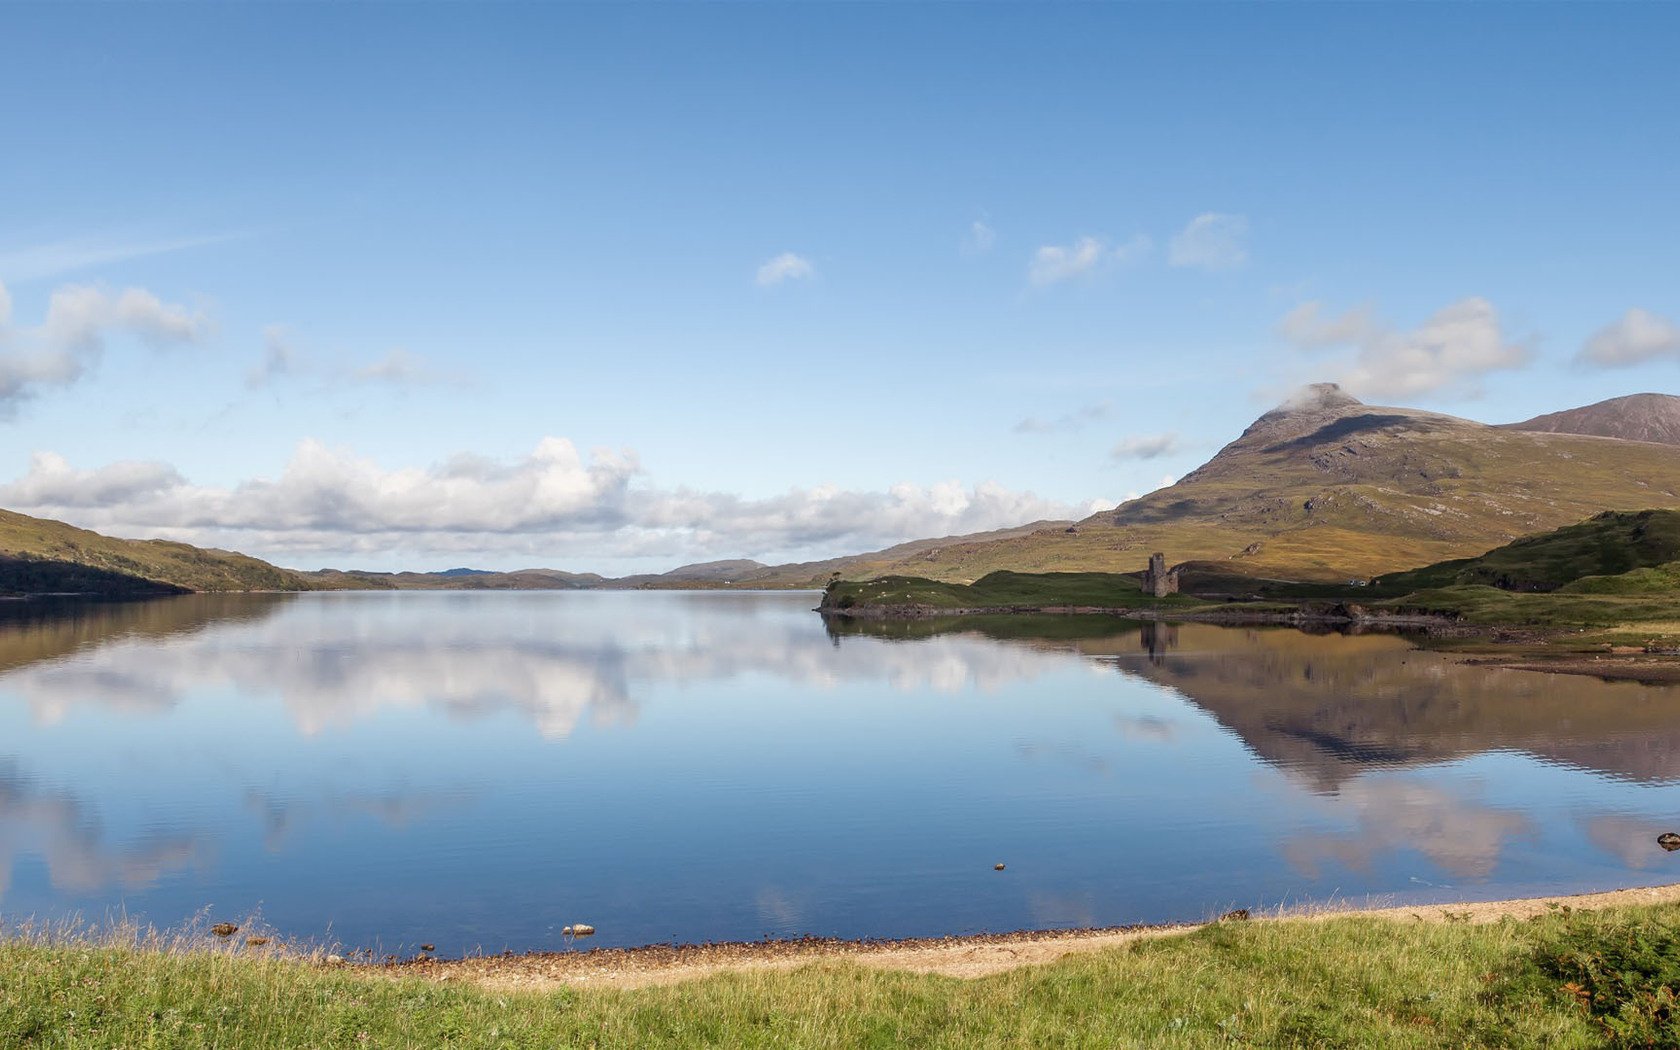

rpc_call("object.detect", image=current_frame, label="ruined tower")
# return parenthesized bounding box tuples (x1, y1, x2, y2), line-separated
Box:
(1141, 552, 1179, 597)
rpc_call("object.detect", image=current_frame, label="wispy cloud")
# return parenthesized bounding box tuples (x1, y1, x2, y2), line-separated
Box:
(961, 219, 996, 257)
(755, 252, 815, 287)
(246, 324, 299, 389)
(353, 348, 441, 386)
(0, 279, 211, 417)
(1576, 307, 1680, 368)
(0, 232, 245, 284)
(1278, 296, 1531, 400)
(1168, 212, 1249, 271)
(1013, 400, 1111, 435)
(1027, 234, 1150, 287)
(1110, 433, 1181, 461)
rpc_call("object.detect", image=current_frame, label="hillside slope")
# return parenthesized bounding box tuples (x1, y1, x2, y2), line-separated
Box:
(1502, 393, 1680, 446)
(0, 509, 316, 595)
(1375, 509, 1680, 593)
(754, 385, 1680, 584)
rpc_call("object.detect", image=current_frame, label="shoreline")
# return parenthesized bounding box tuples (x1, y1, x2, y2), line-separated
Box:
(389, 882, 1680, 990)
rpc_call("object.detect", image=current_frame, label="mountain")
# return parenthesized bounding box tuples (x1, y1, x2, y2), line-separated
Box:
(751, 385, 1680, 585)
(0, 508, 316, 596)
(1502, 393, 1680, 446)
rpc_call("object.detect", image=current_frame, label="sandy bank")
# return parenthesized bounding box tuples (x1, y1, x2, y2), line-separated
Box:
(389, 882, 1680, 992)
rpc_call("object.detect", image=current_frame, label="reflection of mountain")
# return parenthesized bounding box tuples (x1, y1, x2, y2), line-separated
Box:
(831, 616, 1680, 788)
(0, 760, 207, 900)
(0, 594, 292, 679)
(0, 594, 1085, 739)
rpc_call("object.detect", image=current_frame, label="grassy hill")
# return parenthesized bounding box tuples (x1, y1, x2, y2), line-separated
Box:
(1374, 509, 1680, 593)
(0, 509, 316, 596)
(753, 386, 1680, 586)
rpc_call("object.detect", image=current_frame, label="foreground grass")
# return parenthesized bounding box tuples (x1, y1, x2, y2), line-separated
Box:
(6, 905, 1680, 1048)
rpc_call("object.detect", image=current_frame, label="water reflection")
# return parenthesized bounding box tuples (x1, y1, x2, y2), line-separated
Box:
(0, 760, 207, 898)
(0, 594, 1675, 948)
(831, 615, 1680, 787)
(1, 594, 1079, 738)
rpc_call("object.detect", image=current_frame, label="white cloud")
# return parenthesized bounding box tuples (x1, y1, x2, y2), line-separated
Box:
(0, 279, 210, 416)
(1279, 296, 1531, 400)
(755, 252, 815, 287)
(1277, 300, 1377, 347)
(962, 219, 996, 256)
(1110, 433, 1181, 461)
(1577, 307, 1680, 367)
(1028, 234, 1152, 286)
(1168, 212, 1249, 271)
(0, 439, 1095, 567)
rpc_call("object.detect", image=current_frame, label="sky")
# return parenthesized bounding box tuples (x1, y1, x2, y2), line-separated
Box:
(1, 3, 1677, 574)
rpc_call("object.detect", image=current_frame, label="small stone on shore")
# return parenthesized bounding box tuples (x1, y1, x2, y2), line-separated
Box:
(1220, 909, 1251, 922)
(245, 936, 270, 947)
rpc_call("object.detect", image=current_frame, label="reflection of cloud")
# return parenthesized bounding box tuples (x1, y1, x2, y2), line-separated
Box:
(1581, 812, 1674, 871)
(0, 595, 1085, 740)
(0, 761, 207, 900)
(243, 788, 474, 854)
(1113, 715, 1178, 744)
(1282, 778, 1530, 881)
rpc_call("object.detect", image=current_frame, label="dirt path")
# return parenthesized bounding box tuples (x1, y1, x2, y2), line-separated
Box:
(392, 882, 1680, 991)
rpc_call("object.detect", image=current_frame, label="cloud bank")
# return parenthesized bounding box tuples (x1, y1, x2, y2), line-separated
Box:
(0, 440, 1110, 568)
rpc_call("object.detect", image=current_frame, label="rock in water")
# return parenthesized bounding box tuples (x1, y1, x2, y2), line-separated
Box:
(564, 924, 596, 937)
(994, 863, 1006, 871)
(210, 923, 239, 938)
(1659, 832, 1680, 852)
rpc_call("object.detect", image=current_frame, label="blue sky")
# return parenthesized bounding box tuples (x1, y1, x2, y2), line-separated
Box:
(1, 3, 1676, 572)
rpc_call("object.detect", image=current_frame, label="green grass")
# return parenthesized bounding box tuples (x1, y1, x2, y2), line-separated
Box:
(822, 570, 1204, 612)
(7, 905, 1680, 1047)
(1376, 511, 1680, 594)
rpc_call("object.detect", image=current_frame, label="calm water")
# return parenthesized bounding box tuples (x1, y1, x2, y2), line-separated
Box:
(2, 590, 1678, 953)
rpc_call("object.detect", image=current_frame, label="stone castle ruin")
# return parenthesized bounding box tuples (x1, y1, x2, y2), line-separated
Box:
(1141, 552, 1180, 597)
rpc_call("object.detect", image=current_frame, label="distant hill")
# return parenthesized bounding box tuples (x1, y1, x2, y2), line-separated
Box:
(300, 567, 609, 591)
(1501, 393, 1680, 446)
(0, 508, 315, 596)
(746, 385, 1680, 585)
